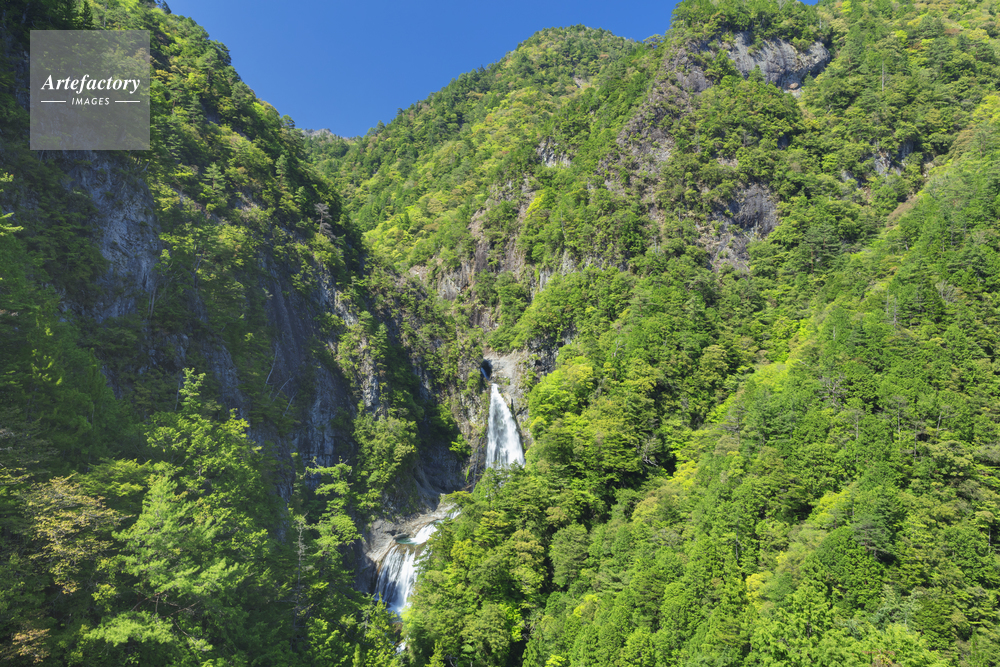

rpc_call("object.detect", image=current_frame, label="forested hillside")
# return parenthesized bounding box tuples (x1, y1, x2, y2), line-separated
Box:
(4, 0, 1000, 664)
(306, 0, 1000, 664)
(1, 0, 459, 664)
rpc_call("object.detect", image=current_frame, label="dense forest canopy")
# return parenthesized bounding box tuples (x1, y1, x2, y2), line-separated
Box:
(3, 0, 1000, 665)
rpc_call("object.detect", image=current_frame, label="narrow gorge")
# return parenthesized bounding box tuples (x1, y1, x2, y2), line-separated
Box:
(4, 0, 1000, 664)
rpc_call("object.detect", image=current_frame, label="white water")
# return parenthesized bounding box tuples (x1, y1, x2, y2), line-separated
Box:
(373, 382, 522, 617)
(411, 522, 438, 543)
(374, 546, 417, 614)
(486, 383, 524, 468)
(374, 522, 440, 614)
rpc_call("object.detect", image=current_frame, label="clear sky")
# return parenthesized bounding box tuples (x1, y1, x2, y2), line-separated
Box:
(164, 0, 678, 137)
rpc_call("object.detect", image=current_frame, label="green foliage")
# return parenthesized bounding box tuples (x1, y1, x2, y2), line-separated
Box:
(353, 410, 419, 514)
(306, 25, 653, 275)
(0, 2, 443, 664)
(673, 0, 829, 45)
(397, 6, 1000, 666)
(8, 0, 1000, 665)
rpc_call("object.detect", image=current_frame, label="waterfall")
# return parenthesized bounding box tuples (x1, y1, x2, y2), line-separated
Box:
(411, 522, 438, 543)
(373, 545, 417, 614)
(486, 383, 524, 468)
(374, 522, 440, 615)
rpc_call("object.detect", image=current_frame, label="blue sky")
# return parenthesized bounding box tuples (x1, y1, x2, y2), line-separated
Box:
(164, 0, 678, 137)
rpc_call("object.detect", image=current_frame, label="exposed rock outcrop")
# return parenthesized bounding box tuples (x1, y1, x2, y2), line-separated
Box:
(356, 495, 457, 593)
(725, 31, 831, 90)
(65, 153, 162, 324)
(704, 183, 779, 271)
(537, 138, 571, 168)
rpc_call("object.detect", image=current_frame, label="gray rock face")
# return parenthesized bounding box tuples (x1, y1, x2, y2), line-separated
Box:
(537, 139, 571, 168)
(34, 142, 438, 523)
(614, 30, 829, 184)
(356, 496, 457, 592)
(615, 45, 711, 169)
(65, 152, 162, 324)
(731, 183, 779, 237)
(725, 31, 831, 89)
(4, 20, 471, 600)
(482, 349, 534, 422)
(705, 184, 779, 271)
(871, 141, 913, 177)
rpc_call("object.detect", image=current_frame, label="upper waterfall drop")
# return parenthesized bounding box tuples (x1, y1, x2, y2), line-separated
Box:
(486, 383, 524, 468)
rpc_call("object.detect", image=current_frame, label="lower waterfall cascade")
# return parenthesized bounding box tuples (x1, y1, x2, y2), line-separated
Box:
(373, 521, 440, 615)
(485, 383, 525, 469)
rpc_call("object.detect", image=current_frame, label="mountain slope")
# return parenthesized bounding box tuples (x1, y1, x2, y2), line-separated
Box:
(1, 1, 469, 664)
(3, 0, 1000, 664)
(298, 0, 1000, 665)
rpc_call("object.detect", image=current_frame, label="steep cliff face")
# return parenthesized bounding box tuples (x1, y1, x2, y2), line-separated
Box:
(609, 31, 830, 270)
(3, 6, 466, 520)
(724, 30, 830, 90)
(30, 16, 836, 571)
(306, 24, 839, 480)
(70, 156, 162, 325)
(8, 0, 1000, 662)
(614, 42, 712, 169)
(241, 257, 357, 498)
(341, 31, 841, 594)
(705, 182, 779, 269)
(7, 75, 359, 508)
(389, 0, 1000, 660)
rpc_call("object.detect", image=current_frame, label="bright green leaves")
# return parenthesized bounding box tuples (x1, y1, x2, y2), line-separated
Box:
(461, 602, 522, 667)
(689, 73, 803, 164)
(511, 270, 633, 350)
(661, 68, 806, 220)
(510, 529, 546, 597)
(352, 411, 418, 514)
(79, 611, 179, 663)
(673, 0, 827, 44)
(550, 524, 589, 589)
(750, 586, 947, 667)
(339, 601, 399, 667)
(310, 461, 362, 552)
(85, 474, 247, 665)
(526, 353, 664, 508)
(314, 26, 652, 275)
(528, 357, 594, 436)
(145, 369, 275, 557)
(804, 527, 885, 611)
(68, 369, 287, 661)
(403, 469, 550, 663)
(113, 475, 245, 607)
(24, 477, 122, 595)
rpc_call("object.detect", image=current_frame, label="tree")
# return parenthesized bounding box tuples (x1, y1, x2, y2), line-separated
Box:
(84, 474, 246, 665)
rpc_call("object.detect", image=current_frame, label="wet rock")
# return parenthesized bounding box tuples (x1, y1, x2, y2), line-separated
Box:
(356, 494, 458, 593)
